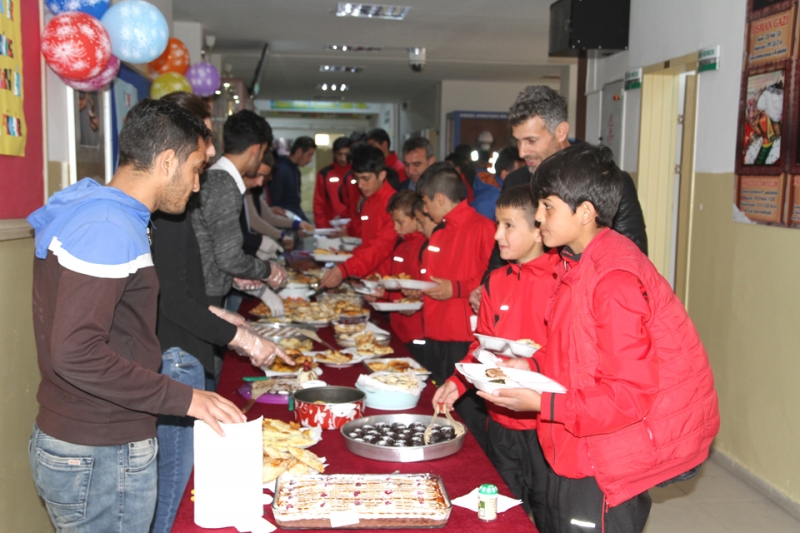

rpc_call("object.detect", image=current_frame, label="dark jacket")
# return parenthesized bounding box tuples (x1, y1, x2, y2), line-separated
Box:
(152, 211, 238, 374)
(267, 155, 309, 221)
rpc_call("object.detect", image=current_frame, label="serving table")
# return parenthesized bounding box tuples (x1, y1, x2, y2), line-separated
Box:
(170, 302, 537, 532)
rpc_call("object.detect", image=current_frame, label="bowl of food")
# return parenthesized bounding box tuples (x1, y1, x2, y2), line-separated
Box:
(355, 372, 423, 410)
(507, 338, 541, 358)
(290, 386, 365, 430)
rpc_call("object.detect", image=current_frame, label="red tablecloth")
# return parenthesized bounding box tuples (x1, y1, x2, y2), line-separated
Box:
(171, 306, 536, 532)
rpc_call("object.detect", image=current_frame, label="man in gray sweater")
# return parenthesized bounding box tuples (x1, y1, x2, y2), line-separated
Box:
(191, 110, 286, 316)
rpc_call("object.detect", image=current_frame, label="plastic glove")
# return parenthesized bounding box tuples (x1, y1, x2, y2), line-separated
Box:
(229, 325, 294, 368)
(256, 236, 283, 261)
(264, 261, 287, 289)
(259, 287, 285, 316)
(208, 305, 246, 327)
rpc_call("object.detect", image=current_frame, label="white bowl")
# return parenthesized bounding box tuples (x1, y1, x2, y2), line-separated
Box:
(278, 288, 315, 300)
(474, 334, 510, 353)
(301, 380, 328, 389)
(507, 340, 539, 358)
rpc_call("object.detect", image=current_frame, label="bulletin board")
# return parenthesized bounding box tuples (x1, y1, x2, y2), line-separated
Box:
(0, 0, 43, 219)
(733, 0, 800, 226)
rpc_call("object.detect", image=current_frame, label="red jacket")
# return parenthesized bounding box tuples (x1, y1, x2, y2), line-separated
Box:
(386, 152, 407, 183)
(449, 250, 560, 430)
(383, 231, 426, 343)
(536, 229, 719, 507)
(421, 201, 495, 342)
(313, 162, 350, 228)
(341, 171, 362, 238)
(338, 180, 397, 279)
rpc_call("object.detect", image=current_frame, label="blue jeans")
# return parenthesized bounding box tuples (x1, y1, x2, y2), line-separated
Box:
(151, 347, 205, 533)
(29, 424, 158, 533)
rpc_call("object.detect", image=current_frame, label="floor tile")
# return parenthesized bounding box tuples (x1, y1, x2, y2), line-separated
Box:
(701, 501, 800, 533)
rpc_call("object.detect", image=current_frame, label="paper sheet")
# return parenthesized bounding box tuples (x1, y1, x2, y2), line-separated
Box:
(194, 417, 276, 532)
(451, 487, 523, 513)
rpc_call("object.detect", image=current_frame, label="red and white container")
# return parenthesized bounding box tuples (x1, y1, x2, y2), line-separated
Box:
(290, 386, 365, 430)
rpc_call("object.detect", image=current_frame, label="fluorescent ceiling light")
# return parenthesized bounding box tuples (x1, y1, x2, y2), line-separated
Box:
(317, 83, 349, 92)
(319, 65, 363, 73)
(315, 134, 331, 146)
(335, 3, 410, 20)
(327, 44, 383, 52)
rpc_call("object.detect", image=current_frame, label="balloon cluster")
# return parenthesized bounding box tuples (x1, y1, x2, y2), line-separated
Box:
(41, 0, 221, 98)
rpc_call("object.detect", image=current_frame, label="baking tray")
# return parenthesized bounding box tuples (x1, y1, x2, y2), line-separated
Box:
(340, 414, 465, 463)
(272, 472, 451, 529)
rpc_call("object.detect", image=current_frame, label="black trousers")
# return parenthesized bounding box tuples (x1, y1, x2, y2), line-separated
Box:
(404, 341, 427, 368)
(486, 419, 548, 530)
(544, 468, 651, 533)
(426, 339, 488, 454)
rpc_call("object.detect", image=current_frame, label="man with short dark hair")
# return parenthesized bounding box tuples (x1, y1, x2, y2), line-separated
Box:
(268, 135, 317, 221)
(27, 99, 246, 533)
(313, 136, 351, 227)
(191, 110, 287, 321)
(366, 127, 407, 183)
(397, 136, 435, 191)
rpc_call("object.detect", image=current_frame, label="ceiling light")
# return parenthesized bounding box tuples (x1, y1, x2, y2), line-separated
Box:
(331, 84, 338, 91)
(326, 44, 383, 52)
(335, 3, 410, 20)
(316, 83, 349, 92)
(214, 90, 221, 95)
(223, 82, 230, 88)
(321, 83, 328, 91)
(315, 134, 331, 146)
(319, 65, 363, 73)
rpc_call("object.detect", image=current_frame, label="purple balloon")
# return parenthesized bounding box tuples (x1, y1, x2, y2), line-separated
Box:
(61, 55, 120, 91)
(185, 62, 221, 98)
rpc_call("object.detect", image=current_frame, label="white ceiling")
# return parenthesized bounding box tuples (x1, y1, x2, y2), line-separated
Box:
(172, 0, 575, 103)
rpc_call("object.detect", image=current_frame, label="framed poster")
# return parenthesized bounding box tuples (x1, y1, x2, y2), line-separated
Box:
(749, 0, 795, 20)
(735, 61, 790, 175)
(785, 174, 800, 226)
(735, 174, 787, 224)
(747, 5, 796, 67)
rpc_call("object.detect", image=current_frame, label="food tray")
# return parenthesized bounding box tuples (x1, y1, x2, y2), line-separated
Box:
(313, 253, 353, 263)
(340, 414, 466, 463)
(370, 302, 423, 312)
(250, 322, 307, 343)
(362, 357, 430, 379)
(272, 472, 451, 529)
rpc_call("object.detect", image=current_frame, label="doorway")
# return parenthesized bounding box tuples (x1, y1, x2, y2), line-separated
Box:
(637, 53, 699, 307)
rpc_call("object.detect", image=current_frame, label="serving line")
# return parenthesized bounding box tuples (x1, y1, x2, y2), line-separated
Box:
(170, 300, 537, 533)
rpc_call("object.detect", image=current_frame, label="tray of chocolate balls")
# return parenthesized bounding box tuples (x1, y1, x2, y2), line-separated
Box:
(340, 414, 465, 462)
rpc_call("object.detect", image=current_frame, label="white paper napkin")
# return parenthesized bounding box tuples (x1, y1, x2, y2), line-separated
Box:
(451, 487, 523, 513)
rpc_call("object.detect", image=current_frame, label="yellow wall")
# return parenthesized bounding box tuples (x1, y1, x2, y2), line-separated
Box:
(688, 172, 800, 503)
(0, 237, 54, 532)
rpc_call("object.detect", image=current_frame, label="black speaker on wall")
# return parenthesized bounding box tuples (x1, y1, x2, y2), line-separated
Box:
(549, 0, 630, 57)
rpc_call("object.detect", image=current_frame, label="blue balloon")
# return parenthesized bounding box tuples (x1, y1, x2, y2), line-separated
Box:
(46, 0, 110, 19)
(100, 0, 168, 64)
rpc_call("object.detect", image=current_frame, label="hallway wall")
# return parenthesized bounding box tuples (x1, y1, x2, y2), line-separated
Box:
(590, 0, 800, 506)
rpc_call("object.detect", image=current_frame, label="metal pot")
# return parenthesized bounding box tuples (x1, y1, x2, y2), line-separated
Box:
(290, 386, 365, 430)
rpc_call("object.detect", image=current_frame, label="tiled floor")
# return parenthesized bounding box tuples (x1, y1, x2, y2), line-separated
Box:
(643, 459, 800, 533)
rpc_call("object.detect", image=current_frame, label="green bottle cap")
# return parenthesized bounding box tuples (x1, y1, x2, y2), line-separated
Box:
(478, 484, 498, 495)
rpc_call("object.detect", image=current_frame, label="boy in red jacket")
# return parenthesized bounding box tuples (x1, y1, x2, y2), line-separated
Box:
(312, 137, 351, 228)
(320, 145, 397, 288)
(364, 190, 427, 362)
(432, 185, 559, 528)
(416, 162, 495, 451)
(480, 144, 720, 533)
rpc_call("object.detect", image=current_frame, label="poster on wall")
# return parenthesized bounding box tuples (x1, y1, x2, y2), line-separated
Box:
(735, 62, 789, 175)
(747, 5, 796, 66)
(749, 0, 796, 20)
(0, 0, 26, 156)
(735, 174, 787, 224)
(784, 175, 800, 226)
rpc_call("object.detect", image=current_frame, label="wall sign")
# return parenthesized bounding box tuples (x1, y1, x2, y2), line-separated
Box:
(699, 46, 722, 72)
(736, 174, 786, 224)
(0, 0, 26, 156)
(624, 68, 642, 90)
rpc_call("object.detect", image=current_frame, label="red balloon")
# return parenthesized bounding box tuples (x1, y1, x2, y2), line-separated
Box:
(41, 12, 111, 81)
(149, 37, 190, 75)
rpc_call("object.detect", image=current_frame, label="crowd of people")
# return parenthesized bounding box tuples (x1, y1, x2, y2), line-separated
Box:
(26, 84, 719, 533)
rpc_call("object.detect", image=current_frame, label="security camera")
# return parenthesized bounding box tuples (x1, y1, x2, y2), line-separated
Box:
(408, 47, 426, 73)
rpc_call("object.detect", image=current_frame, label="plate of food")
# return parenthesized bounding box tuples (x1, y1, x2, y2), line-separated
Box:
(239, 377, 301, 404)
(278, 337, 314, 352)
(350, 331, 395, 358)
(474, 334, 541, 358)
(370, 299, 423, 312)
(312, 249, 353, 263)
(263, 349, 323, 377)
(311, 348, 362, 368)
(262, 445, 326, 485)
(330, 218, 351, 228)
(261, 418, 323, 451)
(378, 273, 412, 290)
(507, 338, 542, 357)
(456, 363, 566, 394)
(364, 357, 430, 378)
(249, 301, 273, 318)
(387, 279, 439, 291)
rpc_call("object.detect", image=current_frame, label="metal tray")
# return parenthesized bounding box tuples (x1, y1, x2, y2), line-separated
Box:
(340, 414, 466, 463)
(272, 472, 451, 529)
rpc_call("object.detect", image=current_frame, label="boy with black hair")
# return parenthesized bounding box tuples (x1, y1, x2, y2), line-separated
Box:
(366, 127, 407, 183)
(319, 145, 398, 288)
(415, 162, 495, 450)
(412, 197, 437, 239)
(480, 144, 720, 533)
(313, 136, 352, 228)
(433, 185, 558, 528)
